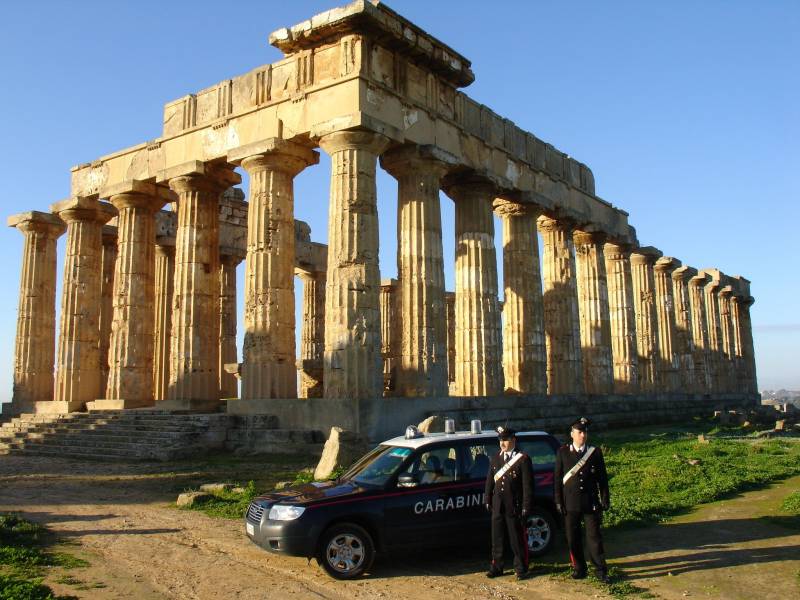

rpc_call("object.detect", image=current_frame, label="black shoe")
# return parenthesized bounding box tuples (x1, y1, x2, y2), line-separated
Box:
(515, 570, 530, 580)
(571, 569, 587, 580)
(486, 569, 503, 578)
(595, 570, 610, 584)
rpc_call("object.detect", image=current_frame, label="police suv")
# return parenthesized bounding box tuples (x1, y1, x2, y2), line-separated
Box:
(245, 421, 560, 579)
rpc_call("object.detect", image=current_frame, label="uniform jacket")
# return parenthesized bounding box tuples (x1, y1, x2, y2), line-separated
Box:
(554, 444, 610, 513)
(484, 449, 534, 516)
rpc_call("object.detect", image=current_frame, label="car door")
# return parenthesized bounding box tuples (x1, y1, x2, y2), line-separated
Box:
(382, 442, 466, 548)
(456, 439, 499, 545)
(516, 436, 558, 503)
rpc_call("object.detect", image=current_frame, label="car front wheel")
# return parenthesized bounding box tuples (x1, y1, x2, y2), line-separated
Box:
(317, 523, 375, 579)
(526, 509, 555, 556)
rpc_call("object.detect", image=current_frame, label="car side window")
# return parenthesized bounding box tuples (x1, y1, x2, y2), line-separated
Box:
(399, 445, 459, 486)
(461, 442, 497, 481)
(517, 438, 556, 469)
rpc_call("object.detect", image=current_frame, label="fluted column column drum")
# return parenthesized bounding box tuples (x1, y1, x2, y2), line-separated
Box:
(573, 230, 613, 394)
(718, 286, 737, 393)
(538, 216, 583, 394)
(494, 200, 546, 394)
(654, 256, 681, 392)
(98, 225, 117, 396)
(8, 211, 65, 410)
(671, 266, 697, 392)
(703, 278, 723, 394)
(219, 252, 244, 399)
(446, 181, 503, 396)
(297, 270, 326, 398)
(630, 247, 662, 393)
(153, 238, 175, 401)
(604, 242, 639, 394)
(51, 197, 116, 410)
(381, 147, 450, 397)
(688, 273, 712, 392)
(232, 140, 318, 400)
(318, 131, 390, 399)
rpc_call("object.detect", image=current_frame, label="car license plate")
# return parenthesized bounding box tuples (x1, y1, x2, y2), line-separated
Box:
(246, 522, 255, 536)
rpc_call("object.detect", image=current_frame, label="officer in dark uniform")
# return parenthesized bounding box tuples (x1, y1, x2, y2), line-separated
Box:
(484, 426, 534, 580)
(554, 417, 611, 583)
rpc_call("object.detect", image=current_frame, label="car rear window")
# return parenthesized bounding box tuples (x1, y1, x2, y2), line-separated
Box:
(517, 438, 556, 469)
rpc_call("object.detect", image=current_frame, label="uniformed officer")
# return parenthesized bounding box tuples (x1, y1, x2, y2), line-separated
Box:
(554, 417, 611, 583)
(484, 426, 534, 580)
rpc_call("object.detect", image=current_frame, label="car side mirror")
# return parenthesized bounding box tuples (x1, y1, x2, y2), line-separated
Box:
(397, 474, 418, 488)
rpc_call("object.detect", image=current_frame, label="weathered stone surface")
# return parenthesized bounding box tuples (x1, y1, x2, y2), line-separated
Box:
(538, 216, 583, 394)
(379, 279, 399, 395)
(630, 247, 662, 393)
(417, 415, 445, 433)
(297, 271, 326, 398)
(98, 225, 117, 396)
(446, 180, 503, 396)
(654, 256, 681, 392)
(199, 483, 233, 493)
(495, 200, 546, 395)
(153, 238, 175, 402)
(177, 491, 212, 507)
(604, 242, 639, 394)
(313, 426, 369, 480)
(8, 212, 65, 412)
(671, 266, 697, 392)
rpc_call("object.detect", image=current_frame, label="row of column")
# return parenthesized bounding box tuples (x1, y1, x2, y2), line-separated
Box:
(9, 133, 758, 409)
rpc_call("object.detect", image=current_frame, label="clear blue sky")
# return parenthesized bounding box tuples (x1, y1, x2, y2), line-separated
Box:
(0, 0, 797, 404)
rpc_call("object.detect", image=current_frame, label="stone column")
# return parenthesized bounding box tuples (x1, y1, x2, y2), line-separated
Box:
(98, 225, 117, 396)
(444, 291, 456, 392)
(654, 256, 681, 392)
(671, 266, 697, 392)
(688, 273, 712, 392)
(318, 130, 390, 399)
(492, 200, 546, 394)
(219, 251, 245, 399)
(51, 197, 116, 412)
(153, 237, 175, 402)
(733, 295, 758, 394)
(630, 247, 662, 393)
(230, 139, 318, 400)
(537, 215, 583, 395)
(718, 285, 736, 393)
(446, 181, 503, 396)
(158, 161, 240, 410)
(379, 279, 399, 395)
(604, 242, 639, 394)
(381, 146, 450, 397)
(297, 270, 326, 398)
(703, 277, 723, 394)
(7, 212, 65, 412)
(99, 183, 171, 408)
(573, 230, 613, 394)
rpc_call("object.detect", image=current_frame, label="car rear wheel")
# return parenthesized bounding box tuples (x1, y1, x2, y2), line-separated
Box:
(526, 509, 555, 556)
(317, 523, 375, 579)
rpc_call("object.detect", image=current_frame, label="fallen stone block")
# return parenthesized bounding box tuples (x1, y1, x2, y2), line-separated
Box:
(418, 415, 446, 433)
(177, 491, 212, 507)
(199, 483, 233, 493)
(314, 427, 369, 480)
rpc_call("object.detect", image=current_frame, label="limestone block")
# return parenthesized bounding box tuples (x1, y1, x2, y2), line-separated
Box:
(176, 491, 212, 507)
(313, 426, 369, 480)
(417, 415, 445, 433)
(199, 483, 233, 493)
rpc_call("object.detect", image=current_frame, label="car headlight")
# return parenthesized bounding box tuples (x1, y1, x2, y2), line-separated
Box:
(268, 504, 306, 521)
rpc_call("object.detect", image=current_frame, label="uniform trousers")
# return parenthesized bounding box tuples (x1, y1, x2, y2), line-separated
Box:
(491, 509, 528, 573)
(564, 511, 606, 573)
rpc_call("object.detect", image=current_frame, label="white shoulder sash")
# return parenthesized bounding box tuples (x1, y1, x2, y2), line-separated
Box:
(562, 446, 596, 485)
(493, 452, 524, 482)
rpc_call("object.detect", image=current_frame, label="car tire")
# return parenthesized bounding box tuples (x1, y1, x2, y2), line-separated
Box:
(317, 523, 375, 579)
(525, 508, 555, 557)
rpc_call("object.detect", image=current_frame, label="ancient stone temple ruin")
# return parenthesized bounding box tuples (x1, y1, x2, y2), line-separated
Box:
(5, 1, 758, 439)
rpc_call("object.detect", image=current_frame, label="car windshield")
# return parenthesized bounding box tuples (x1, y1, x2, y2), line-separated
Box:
(342, 445, 413, 487)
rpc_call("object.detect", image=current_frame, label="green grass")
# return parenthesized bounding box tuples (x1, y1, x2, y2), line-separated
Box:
(0, 514, 82, 600)
(595, 423, 800, 528)
(781, 491, 800, 514)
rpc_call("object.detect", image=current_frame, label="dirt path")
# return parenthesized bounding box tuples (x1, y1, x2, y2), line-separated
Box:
(1, 455, 798, 599)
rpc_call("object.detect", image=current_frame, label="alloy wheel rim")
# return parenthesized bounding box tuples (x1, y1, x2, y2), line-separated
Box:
(526, 516, 551, 551)
(326, 533, 365, 573)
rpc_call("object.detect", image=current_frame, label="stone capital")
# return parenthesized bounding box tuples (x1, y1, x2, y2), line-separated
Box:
(603, 241, 634, 260)
(157, 160, 241, 194)
(573, 229, 607, 247)
(380, 144, 457, 179)
(100, 180, 176, 205)
(109, 191, 169, 214)
(719, 285, 734, 299)
(492, 198, 541, 219)
(50, 197, 117, 225)
(654, 256, 681, 273)
(630, 246, 663, 266)
(230, 138, 319, 177)
(536, 214, 576, 233)
(672, 265, 697, 282)
(7, 211, 66, 238)
(689, 273, 711, 289)
(442, 175, 496, 203)
(318, 130, 391, 156)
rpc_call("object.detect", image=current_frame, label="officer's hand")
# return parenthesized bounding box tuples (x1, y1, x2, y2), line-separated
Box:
(485, 503, 491, 512)
(521, 509, 529, 519)
(556, 503, 566, 516)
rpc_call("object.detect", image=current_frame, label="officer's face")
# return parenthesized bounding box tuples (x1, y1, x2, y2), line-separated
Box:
(499, 437, 515, 452)
(570, 427, 588, 446)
